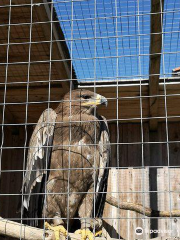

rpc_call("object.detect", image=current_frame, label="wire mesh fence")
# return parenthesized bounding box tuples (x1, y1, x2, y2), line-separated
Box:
(0, 0, 180, 240)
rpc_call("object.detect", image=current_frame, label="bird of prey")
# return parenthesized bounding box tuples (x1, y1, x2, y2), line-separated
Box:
(22, 89, 110, 240)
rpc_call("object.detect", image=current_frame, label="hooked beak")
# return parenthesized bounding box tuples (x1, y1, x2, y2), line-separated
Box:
(100, 96, 108, 107)
(81, 94, 108, 107)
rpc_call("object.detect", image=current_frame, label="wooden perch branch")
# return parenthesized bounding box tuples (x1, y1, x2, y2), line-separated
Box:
(106, 194, 180, 217)
(0, 217, 107, 240)
(0, 217, 54, 240)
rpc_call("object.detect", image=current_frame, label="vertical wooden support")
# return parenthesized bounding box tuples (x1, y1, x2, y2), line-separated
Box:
(149, 131, 159, 238)
(149, 126, 165, 238)
(149, 0, 164, 130)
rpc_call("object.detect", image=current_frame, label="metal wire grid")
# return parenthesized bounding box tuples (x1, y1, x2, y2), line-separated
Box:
(55, 0, 180, 82)
(162, 0, 180, 77)
(0, 0, 180, 239)
(55, 0, 151, 81)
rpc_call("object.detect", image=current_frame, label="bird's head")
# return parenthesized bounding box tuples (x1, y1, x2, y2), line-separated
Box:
(62, 89, 108, 115)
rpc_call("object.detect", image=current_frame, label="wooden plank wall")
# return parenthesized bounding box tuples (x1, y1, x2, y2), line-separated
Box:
(0, 126, 23, 219)
(157, 168, 180, 238)
(103, 122, 180, 239)
(103, 168, 150, 239)
(0, 126, 28, 240)
(104, 167, 180, 239)
(109, 122, 180, 168)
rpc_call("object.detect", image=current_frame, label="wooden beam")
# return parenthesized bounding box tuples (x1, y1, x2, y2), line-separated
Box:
(0, 83, 62, 90)
(149, 0, 164, 130)
(1, 81, 180, 124)
(0, 84, 64, 103)
(34, 0, 75, 91)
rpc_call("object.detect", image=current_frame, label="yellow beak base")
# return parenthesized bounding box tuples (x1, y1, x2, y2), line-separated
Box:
(81, 94, 107, 107)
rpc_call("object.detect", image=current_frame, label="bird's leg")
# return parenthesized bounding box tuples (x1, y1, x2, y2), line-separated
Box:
(45, 213, 67, 240)
(75, 218, 103, 240)
(75, 187, 101, 240)
(91, 219, 102, 237)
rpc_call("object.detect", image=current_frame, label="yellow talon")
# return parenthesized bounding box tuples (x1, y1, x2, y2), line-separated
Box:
(75, 229, 94, 240)
(95, 230, 102, 237)
(45, 222, 67, 240)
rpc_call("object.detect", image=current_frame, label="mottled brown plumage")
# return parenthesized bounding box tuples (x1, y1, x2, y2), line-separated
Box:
(22, 89, 110, 234)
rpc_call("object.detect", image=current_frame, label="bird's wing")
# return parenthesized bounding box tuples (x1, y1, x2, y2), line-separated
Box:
(94, 116, 110, 217)
(22, 108, 57, 211)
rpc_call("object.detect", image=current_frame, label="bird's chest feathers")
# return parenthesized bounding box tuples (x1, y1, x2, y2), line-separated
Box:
(51, 120, 101, 182)
(51, 116, 100, 174)
(73, 137, 99, 165)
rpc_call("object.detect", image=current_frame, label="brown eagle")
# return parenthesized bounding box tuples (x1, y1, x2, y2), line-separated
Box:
(22, 89, 110, 240)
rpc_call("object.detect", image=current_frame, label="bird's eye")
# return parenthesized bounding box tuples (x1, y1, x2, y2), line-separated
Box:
(81, 95, 91, 100)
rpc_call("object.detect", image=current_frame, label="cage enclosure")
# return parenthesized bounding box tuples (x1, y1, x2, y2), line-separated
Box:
(0, 0, 180, 240)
